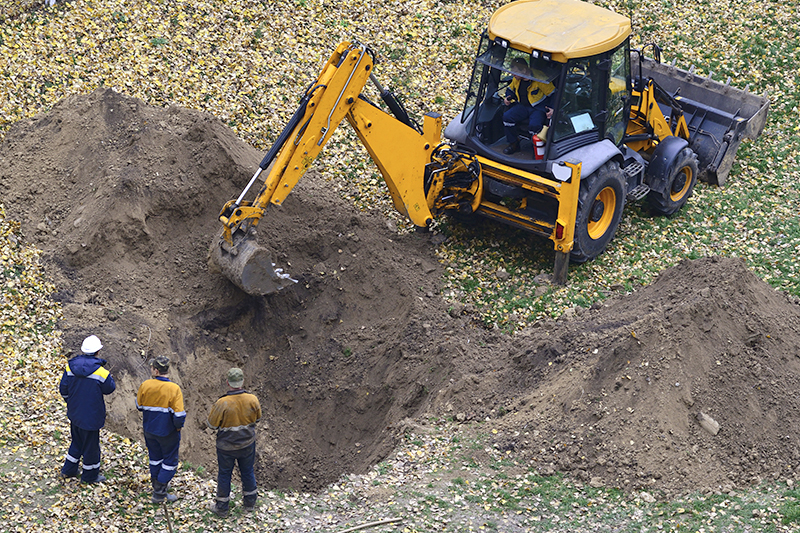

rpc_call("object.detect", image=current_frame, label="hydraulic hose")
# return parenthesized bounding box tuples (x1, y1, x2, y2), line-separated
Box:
(369, 73, 421, 133)
(234, 85, 322, 206)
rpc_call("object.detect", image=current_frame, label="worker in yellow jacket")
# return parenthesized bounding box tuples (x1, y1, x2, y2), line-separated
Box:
(136, 356, 185, 504)
(207, 367, 262, 518)
(502, 57, 555, 155)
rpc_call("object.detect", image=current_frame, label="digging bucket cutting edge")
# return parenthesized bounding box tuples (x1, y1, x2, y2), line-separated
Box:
(641, 57, 769, 186)
(209, 233, 297, 296)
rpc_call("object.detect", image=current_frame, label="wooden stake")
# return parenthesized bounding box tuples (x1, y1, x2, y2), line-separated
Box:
(162, 501, 174, 533)
(336, 517, 403, 533)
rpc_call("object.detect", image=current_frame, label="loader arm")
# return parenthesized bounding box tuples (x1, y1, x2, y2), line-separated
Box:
(625, 78, 691, 154)
(212, 41, 443, 295)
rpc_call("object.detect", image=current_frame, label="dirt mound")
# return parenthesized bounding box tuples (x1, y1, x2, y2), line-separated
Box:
(488, 256, 800, 496)
(3, 88, 800, 497)
(0, 87, 452, 490)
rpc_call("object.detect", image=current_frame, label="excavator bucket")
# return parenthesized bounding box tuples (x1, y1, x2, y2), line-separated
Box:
(641, 57, 770, 185)
(208, 232, 296, 296)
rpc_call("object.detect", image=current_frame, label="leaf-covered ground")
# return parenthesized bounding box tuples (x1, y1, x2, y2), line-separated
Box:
(1, 0, 798, 333)
(2, 0, 800, 531)
(4, 207, 800, 533)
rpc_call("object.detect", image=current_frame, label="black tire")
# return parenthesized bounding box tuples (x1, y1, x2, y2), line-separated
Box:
(647, 147, 699, 216)
(570, 160, 626, 264)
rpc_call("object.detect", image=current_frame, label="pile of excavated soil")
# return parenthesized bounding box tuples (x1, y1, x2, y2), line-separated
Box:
(488, 257, 800, 496)
(2, 87, 800, 497)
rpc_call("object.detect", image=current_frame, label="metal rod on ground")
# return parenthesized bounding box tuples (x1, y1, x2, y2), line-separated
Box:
(162, 501, 174, 533)
(335, 517, 403, 533)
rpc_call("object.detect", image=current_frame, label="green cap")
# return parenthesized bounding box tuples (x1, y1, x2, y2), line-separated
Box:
(150, 356, 170, 373)
(227, 367, 244, 387)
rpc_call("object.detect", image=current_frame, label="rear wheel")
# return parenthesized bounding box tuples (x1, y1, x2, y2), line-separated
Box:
(570, 161, 626, 263)
(647, 147, 699, 216)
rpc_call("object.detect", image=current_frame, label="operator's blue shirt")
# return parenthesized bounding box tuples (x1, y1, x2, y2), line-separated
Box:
(59, 355, 116, 431)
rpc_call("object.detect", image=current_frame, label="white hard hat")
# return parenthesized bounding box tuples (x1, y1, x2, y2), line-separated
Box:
(81, 335, 103, 354)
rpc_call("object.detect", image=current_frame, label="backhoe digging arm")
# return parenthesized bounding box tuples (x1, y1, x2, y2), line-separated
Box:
(347, 96, 441, 226)
(211, 41, 444, 295)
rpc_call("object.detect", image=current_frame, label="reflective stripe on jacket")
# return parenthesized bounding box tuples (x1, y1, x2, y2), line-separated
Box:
(506, 76, 555, 107)
(136, 377, 186, 437)
(207, 390, 262, 451)
(59, 355, 116, 431)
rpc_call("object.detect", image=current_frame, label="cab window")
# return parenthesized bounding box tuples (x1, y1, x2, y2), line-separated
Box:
(605, 44, 630, 145)
(552, 58, 601, 143)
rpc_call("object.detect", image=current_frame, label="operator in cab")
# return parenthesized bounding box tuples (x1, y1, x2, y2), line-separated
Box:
(502, 58, 555, 155)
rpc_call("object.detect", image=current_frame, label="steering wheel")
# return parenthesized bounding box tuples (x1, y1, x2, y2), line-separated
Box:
(567, 65, 588, 79)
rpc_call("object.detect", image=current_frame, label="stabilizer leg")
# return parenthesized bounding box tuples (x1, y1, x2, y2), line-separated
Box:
(553, 251, 569, 285)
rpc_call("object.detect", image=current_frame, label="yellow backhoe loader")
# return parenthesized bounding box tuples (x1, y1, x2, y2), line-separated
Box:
(210, 0, 768, 295)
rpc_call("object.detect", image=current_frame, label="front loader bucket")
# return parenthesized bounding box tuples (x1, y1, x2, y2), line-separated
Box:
(642, 57, 770, 185)
(209, 232, 296, 296)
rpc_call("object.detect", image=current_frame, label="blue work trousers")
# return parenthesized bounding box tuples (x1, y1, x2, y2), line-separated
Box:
(503, 102, 547, 143)
(215, 443, 257, 511)
(61, 423, 102, 482)
(144, 431, 181, 484)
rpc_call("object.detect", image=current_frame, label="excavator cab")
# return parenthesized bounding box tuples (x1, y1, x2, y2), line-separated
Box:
(463, 39, 561, 158)
(456, 33, 632, 170)
(552, 48, 631, 149)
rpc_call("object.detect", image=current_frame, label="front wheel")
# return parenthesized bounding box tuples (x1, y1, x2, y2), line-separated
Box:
(647, 147, 699, 216)
(570, 161, 626, 264)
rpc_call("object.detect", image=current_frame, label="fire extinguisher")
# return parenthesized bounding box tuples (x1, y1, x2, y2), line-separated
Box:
(532, 134, 545, 160)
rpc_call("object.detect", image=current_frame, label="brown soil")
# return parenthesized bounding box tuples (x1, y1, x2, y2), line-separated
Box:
(2, 87, 800, 498)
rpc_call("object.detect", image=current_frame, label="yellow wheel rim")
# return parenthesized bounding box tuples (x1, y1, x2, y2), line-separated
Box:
(670, 166, 692, 202)
(588, 187, 616, 240)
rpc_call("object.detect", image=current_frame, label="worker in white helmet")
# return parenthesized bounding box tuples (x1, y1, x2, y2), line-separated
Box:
(59, 334, 116, 483)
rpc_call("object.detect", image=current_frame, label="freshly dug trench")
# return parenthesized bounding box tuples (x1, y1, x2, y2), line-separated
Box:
(5, 88, 800, 498)
(0, 88, 454, 490)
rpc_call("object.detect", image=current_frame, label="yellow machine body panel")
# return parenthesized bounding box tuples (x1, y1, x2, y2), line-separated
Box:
(488, 0, 631, 62)
(347, 102, 440, 226)
(474, 157, 582, 255)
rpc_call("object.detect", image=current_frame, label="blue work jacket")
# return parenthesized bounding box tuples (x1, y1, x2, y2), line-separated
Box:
(59, 355, 116, 430)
